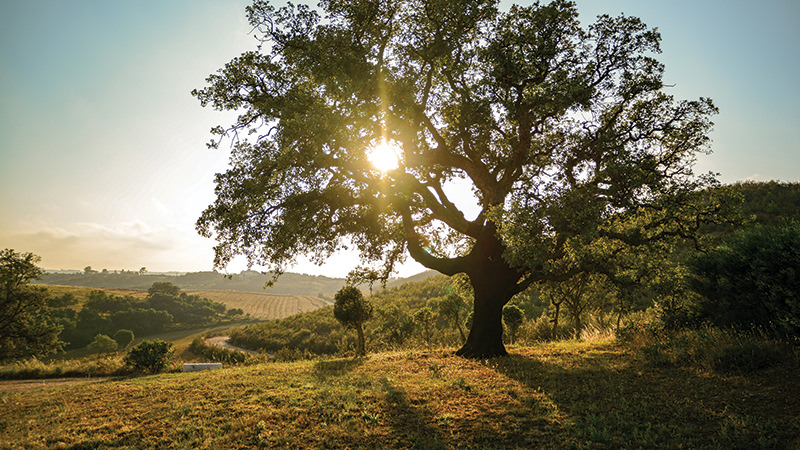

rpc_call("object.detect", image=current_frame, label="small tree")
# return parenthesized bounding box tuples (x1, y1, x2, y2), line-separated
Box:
(438, 293, 468, 344)
(541, 273, 612, 339)
(112, 329, 135, 350)
(147, 281, 181, 297)
(502, 304, 525, 345)
(123, 339, 175, 374)
(414, 307, 436, 348)
(87, 334, 118, 355)
(333, 286, 373, 356)
(538, 283, 565, 340)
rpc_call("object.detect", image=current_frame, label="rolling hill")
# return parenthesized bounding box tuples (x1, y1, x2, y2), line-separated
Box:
(39, 269, 439, 299)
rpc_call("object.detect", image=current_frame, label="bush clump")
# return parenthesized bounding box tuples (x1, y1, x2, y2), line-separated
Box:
(87, 334, 118, 355)
(189, 337, 248, 364)
(112, 329, 135, 350)
(123, 339, 175, 374)
(688, 221, 800, 339)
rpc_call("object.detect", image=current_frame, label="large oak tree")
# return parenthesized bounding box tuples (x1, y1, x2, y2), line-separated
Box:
(194, 0, 719, 357)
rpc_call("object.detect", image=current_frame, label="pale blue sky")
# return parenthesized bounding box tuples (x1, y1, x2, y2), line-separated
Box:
(1, 1, 798, 274)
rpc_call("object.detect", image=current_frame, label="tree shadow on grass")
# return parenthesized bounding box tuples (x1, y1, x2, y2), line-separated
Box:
(309, 357, 447, 448)
(312, 357, 365, 381)
(484, 347, 800, 449)
(378, 376, 447, 450)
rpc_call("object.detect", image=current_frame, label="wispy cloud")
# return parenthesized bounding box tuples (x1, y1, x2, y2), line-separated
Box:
(0, 221, 215, 272)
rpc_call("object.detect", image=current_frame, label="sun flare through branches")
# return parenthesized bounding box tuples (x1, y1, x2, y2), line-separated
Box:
(367, 139, 400, 173)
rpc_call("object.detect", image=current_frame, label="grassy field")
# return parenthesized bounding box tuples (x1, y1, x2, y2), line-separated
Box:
(42, 285, 148, 305)
(2, 340, 797, 450)
(40, 284, 329, 320)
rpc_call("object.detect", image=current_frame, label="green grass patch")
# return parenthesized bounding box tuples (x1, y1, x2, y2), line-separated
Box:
(1, 340, 798, 449)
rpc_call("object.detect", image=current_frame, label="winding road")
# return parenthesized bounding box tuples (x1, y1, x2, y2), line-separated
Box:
(204, 336, 258, 355)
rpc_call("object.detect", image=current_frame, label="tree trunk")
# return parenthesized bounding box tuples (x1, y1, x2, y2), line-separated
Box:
(456, 258, 520, 358)
(551, 301, 561, 340)
(573, 313, 582, 340)
(356, 325, 366, 356)
(408, 219, 522, 358)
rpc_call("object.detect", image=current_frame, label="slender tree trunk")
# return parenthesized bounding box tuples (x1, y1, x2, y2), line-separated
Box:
(356, 325, 365, 356)
(551, 301, 562, 340)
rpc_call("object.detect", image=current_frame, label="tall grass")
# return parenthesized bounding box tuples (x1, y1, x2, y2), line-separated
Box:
(0, 354, 127, 379)
(617, 309, 798, 373)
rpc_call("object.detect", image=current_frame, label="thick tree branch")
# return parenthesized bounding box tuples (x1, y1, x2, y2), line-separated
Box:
(399, 202, 467, 276)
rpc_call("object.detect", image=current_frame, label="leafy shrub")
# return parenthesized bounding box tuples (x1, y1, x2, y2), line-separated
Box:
(112, 329, 135, 349)
(518, 315, 554, 342)
(189, 337, 248, 364)
(123, 339, 175, 374)
(689, 221, 800, 339)
(502, 304, 525, 344)
(87, 334, 118, 354)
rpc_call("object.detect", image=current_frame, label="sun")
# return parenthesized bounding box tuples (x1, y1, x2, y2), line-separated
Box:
(367, 139, 400, 173)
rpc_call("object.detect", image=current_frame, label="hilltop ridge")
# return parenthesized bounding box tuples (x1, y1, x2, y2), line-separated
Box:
(39, 269, 438, 298)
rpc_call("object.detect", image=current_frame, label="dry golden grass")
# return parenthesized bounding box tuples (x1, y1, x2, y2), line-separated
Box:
(2, 340, 797, 449)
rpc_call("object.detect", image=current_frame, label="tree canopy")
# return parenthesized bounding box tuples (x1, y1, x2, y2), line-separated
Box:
(333, 285, 374, 355)
(0, 249, 63, 359)
(689, 221, 800, 338)
(195, 0, 719, 357)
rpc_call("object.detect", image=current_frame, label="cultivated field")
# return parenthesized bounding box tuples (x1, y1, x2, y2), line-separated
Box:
(187, 290, 331, 320)
(39, 285, 331, 320)
(41, 285, 148, 304)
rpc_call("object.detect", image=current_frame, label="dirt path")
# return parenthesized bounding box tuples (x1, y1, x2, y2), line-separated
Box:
(204, 336, 258, 355)
(0, 377, 110, 393)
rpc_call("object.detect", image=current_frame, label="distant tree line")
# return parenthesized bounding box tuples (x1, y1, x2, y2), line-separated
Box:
(54, 282, 236, 350)
(0, 252, 244, 360)
(39, 269, 348, 297)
